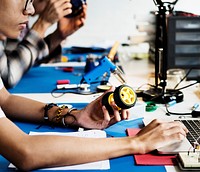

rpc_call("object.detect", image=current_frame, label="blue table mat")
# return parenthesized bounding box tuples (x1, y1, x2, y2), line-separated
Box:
(62, 47, 109, 62)
(8, 66, 84, 94)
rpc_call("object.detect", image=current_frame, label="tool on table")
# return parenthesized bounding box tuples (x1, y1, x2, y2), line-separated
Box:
(82, 41, 125, 85)
(82, 56, 126, 85)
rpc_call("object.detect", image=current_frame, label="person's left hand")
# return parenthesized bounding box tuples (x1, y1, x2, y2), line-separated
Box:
(56, 4, 87, 40)
(73, 86, 130, 129)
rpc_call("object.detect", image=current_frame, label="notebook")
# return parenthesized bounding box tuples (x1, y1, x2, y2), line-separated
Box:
(145, 119, 200, 154)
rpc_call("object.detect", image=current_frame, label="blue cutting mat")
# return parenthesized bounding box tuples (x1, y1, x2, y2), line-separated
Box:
(8, 66, 84, 93)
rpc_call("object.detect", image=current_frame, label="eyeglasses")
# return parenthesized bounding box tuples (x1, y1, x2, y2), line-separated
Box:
(24, 0, 34, 11)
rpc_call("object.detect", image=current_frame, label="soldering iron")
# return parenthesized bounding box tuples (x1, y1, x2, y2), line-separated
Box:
(81, 56, 126, 85)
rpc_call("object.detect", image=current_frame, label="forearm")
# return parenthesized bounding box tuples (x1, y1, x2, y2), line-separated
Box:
(1, 88, 74, 124)
(0, 117, 136, 171)
(1, 93, 45, 122)
(45, 30, 64, 54)
(28, 136, 133, 168)
(31, 17, 52, 38)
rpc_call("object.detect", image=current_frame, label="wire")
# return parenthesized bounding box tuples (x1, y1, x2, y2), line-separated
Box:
(175, 81, 199, 91)
(188, 134, 200, 154)
(50, 88, 97, 98)
(137, 83, 156, 91)
(173, 68, 192, 89)
(164, 102, 192, 116)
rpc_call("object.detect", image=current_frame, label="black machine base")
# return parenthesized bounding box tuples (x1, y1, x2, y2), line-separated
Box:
(142, 88, 184, 104)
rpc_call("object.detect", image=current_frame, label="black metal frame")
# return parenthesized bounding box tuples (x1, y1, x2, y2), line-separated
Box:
(154, 0, 179, 93)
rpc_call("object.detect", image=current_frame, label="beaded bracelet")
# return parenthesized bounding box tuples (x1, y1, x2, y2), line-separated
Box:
(55, 105, 66, 123)
(44, 103, 58, 122)
(62, 108, 77, 127)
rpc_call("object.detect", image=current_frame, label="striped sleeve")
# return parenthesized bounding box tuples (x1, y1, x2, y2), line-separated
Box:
(0, 30, 49, 88)
(0, 78, 5, 118)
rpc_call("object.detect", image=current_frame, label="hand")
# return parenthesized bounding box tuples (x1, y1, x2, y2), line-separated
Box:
(0, 33, 6, 41)
(56, 4, 87, 39)
(133, 119, 188, 154)
(74, 86, 130, 129)
(37, 0, 72, 26)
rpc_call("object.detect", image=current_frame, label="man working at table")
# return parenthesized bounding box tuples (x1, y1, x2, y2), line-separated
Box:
(0, 0, 87, 88)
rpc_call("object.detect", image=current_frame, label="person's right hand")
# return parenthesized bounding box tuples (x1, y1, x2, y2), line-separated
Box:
(56, 4, 87, 40)
(39, 0, 72, 26)
(32, 0, 73, 37)
(133, 119, 188, 154)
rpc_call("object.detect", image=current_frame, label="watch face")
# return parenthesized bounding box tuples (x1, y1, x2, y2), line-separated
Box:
(65, 0, 87, 18)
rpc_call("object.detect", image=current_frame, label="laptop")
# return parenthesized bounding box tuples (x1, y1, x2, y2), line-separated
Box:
(144, 118, 200, 154)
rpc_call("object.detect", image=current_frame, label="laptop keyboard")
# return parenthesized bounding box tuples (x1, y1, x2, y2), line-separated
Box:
(178, 120, 200, 147)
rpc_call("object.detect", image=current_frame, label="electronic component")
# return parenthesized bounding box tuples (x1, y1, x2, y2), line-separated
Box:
(177, 152, 200, 170)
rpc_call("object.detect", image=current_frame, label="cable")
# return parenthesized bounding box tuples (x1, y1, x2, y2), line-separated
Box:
(137, 83, 156, 91)
(165, 102, 192, 116)
(174, 68, 192, 89)
(50, 87, 96, 98)
(175, 81, 199, 91)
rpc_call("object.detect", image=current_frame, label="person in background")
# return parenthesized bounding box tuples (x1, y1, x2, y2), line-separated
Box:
(0, 0, 188, 171)
(0, 0, 87, 88)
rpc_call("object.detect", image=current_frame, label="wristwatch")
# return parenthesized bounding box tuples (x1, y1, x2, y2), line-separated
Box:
(44, 103, 57, 122)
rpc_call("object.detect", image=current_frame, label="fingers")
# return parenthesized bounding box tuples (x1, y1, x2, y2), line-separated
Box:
(147, 119, 188, 136)
(134, 119, 188, 153)
(62, 0, 73, 17)
(102, 106, 111, 122)
(101, 105, 124, 128)
(101, 106, 111, 128)
(152, 120, 188, 143)
(155, 121, 188, 149)
(121, 109, 130, 119)
(162, 121, 188, 138)
(102, 102, 130, 128)
(110, 101, 130, 120)
(42, 0, 72, 23)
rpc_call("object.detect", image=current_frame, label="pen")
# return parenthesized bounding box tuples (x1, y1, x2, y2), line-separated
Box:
(191, 103, 199, 111)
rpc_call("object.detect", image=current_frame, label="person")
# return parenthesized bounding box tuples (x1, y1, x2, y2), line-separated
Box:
(0, 0, 87, 88)
(0, 0, 188, 171)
